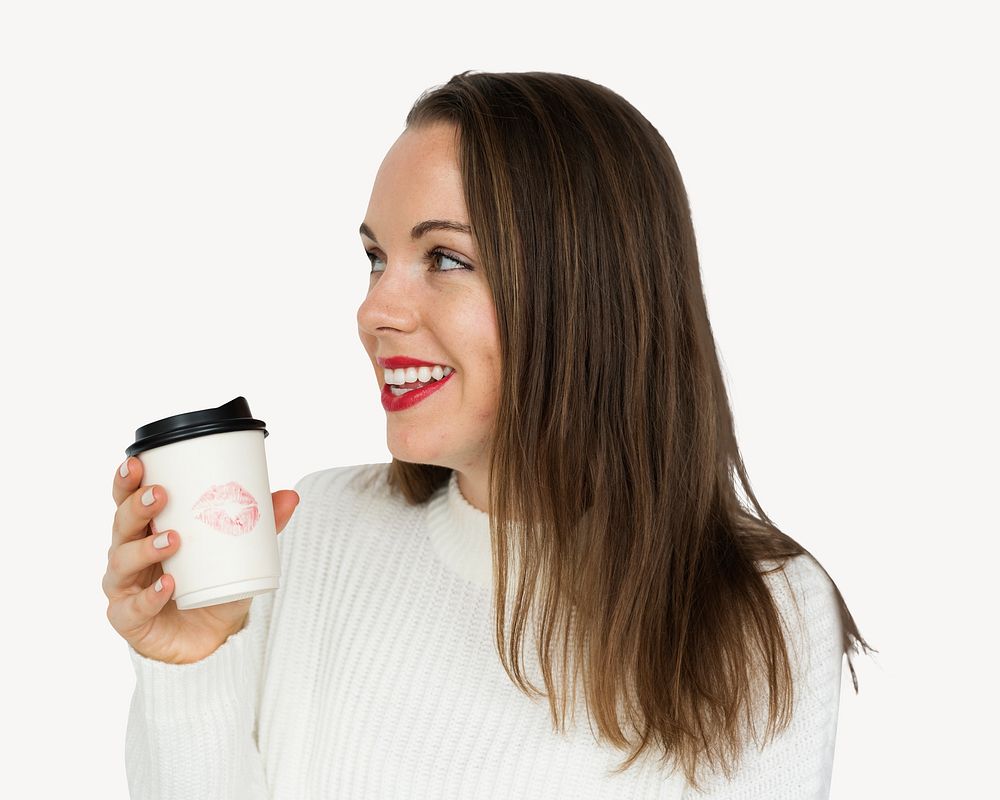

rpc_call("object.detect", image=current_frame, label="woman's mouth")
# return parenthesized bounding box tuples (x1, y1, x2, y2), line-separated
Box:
(381, 369, 456, 412)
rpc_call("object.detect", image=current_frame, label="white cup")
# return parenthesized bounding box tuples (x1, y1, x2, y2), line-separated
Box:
(125, 397, 280, 610)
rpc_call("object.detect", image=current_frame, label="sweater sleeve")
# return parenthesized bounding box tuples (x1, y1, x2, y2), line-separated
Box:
(685, 555, 844, 799)
(122, 490, 294, 800)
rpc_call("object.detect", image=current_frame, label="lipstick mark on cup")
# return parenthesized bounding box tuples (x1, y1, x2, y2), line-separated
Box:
(192, 481, 261, 536)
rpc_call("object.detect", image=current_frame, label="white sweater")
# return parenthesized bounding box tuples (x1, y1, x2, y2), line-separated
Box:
(124, 463, 844, 799)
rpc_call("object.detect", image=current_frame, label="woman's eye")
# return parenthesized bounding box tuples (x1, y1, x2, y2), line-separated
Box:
(365, 250, 385, 273)
(430, 250, 470, 272)
(364, 248, 472, 274)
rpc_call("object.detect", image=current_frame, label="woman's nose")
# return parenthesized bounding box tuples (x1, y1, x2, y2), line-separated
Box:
(356, 265, 420, 335)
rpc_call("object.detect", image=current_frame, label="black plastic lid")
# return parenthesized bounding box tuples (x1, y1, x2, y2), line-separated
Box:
(125, 396, 268, 457)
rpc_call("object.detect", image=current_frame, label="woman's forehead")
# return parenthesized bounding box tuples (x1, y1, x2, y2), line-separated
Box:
(366, 131, 468, 237)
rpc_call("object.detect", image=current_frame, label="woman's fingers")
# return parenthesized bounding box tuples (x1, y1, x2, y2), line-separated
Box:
(111, 479, 166, 552)
(111, 460, 296, 584)
(113, 456, 141, 508)
(273, 489, 300, 534)
(107, 572, 175, 640)
(103, 527, 179, 597)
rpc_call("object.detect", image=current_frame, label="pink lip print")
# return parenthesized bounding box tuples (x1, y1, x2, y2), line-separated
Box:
(192, 481, 260, 536)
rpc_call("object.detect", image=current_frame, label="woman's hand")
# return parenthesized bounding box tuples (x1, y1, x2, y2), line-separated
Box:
(103, 456, 299, 664)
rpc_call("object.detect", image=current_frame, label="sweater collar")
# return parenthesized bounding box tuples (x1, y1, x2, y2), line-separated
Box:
(427, 470, 493, 589)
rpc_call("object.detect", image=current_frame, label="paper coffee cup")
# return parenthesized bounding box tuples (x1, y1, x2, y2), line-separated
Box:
(125, 396, 280, 610)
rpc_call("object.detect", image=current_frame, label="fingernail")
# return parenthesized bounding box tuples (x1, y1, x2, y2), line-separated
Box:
(141, 488, 156, 506)
(120, 459, 130, 478)
(153, 532, 170, 549)
(154, 577, 163, 592)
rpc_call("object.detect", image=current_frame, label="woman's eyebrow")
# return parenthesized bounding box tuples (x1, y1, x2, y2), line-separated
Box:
(359, 219, 472, 244)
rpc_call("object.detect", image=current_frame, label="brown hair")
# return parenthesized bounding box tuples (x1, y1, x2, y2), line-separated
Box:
(374, 70, 875, 790)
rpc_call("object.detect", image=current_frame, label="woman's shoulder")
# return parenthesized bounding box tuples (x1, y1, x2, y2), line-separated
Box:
(758, 553, 844, 676)
(758, 554, 837, 611)
(293, 461, 390, 502)
(282, 464, 389, 531)
(279, 463, 391, 548)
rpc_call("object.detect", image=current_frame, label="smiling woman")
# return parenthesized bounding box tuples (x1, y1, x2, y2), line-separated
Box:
(357, 71, 876, 793)
(355, 119, 504, 503)
(122, 70, 875, 800)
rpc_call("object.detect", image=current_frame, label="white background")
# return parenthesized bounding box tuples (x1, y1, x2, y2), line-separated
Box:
(2, 1, 995, 797)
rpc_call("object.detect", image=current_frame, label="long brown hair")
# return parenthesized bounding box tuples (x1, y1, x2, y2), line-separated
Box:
(372, 70, 874, 790)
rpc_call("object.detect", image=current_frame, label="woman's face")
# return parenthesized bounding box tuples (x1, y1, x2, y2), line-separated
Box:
(357, 121, 501, 476)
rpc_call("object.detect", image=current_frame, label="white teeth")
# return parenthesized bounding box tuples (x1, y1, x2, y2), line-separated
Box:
(383, 364, 454, 386)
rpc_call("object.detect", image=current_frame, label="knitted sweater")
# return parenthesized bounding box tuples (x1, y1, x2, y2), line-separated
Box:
(124, 463, 843, 799)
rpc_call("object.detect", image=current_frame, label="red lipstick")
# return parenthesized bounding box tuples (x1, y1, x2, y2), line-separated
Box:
(377, 355, 458, 412)
(191, 481, 261, 536)
(377, 356, 455, 370)
(381, 371, 455, 412)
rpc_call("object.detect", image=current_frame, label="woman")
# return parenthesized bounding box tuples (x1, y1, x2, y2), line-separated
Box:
(106, 70, 873, 798)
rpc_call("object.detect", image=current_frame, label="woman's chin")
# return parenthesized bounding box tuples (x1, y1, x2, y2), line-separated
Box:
(386, 435, 445, 466)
